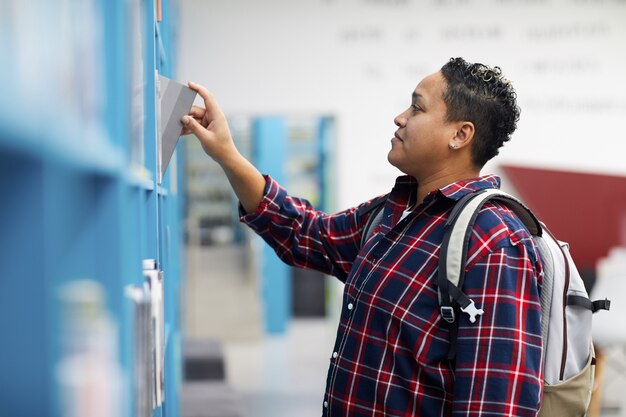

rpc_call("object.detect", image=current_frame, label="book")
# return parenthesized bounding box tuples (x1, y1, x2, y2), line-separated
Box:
(157, 75, 197, 182)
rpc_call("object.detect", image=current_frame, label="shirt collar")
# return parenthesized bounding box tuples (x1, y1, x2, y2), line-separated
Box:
(392, 174, 502, 205)
(437, 174, 501, 201)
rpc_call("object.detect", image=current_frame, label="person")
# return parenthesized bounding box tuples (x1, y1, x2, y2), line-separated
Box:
(182, 57, 543, 417)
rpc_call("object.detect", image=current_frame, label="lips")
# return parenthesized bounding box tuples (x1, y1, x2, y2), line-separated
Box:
(394, 132, 403, 142)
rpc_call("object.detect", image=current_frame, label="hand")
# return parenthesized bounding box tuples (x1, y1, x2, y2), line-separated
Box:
(181, 82, 239, 164)
(182, 83, 266, 213)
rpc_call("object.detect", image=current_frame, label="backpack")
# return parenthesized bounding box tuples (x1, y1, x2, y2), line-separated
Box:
(361, 188, 610, 416)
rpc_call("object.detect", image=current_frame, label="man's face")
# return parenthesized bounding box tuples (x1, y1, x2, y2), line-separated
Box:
(388, 71, 458, 179)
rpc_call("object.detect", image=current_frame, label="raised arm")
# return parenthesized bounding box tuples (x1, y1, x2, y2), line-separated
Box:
(182, 82, 265, 214)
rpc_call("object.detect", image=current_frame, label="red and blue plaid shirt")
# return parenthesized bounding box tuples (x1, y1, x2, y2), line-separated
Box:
(241, 174, 543, 417)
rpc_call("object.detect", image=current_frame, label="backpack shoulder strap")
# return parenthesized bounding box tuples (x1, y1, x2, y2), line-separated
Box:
(439, 188, 609, 362)
(439, 189, 541, 304)
(359, 196, 387, 248)
(438, 188, 542, 359)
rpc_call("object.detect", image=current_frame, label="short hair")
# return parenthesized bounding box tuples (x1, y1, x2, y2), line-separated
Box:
(440, 57, 520, 167)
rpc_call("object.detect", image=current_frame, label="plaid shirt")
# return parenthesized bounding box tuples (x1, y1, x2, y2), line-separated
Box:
(241, 174, 543, 417)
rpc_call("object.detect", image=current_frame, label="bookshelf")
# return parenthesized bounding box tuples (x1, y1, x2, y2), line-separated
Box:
(0, 1, 184, 417)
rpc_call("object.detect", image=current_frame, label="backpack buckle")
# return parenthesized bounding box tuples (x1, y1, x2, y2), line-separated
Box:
(460, 299, 484, 324)
(440, 306, 456, 323)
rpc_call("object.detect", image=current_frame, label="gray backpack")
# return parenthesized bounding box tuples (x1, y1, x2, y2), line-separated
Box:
(361, 189, 610, 416)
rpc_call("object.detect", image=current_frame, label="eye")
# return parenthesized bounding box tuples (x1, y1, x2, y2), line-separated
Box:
(411, 104, 422, 112)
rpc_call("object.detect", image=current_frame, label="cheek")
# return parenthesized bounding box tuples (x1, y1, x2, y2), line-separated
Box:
(406, 117, 428, 135)
(404, 124, 427, 146)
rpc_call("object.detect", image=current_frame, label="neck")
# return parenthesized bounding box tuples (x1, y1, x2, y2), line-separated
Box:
(414, 167, 481, 205)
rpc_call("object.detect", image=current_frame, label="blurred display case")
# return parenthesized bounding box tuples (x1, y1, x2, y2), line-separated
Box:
(184, 116, 252, 246)
(284, 116, 335, 318)
(182, 113, 335, 330)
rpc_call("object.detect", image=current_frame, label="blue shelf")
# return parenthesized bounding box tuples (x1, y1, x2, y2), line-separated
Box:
(0, 1, 185, 417)
(0, 119, 125, 177)
(126, 166, 157, 190)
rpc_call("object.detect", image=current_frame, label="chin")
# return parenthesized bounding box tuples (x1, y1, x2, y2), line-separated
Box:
(387, 154, 408, 175)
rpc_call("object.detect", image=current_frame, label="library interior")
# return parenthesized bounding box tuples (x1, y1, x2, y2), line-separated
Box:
(1, 1, 626, 417)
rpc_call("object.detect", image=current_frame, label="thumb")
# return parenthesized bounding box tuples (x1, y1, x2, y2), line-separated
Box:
(182, 115, 197, 130)
(182, 115, 206, 137)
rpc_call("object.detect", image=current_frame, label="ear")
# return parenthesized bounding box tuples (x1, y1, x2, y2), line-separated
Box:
(450, 121, 475, 149)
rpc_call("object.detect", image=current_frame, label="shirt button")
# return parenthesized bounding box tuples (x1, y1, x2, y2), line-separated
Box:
(332, 351, 338, 359)
(323, 401, 328, 408)
(347, 302, 354, 310)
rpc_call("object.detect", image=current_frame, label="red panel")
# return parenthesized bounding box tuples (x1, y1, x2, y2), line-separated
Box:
(501, 165, 626, 270)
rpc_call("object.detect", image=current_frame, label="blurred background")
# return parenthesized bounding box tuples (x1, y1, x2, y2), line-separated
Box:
(1, 0, 625, 417)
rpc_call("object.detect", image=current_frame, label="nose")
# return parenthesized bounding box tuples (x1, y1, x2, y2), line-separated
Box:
(394, 111, 406, 128)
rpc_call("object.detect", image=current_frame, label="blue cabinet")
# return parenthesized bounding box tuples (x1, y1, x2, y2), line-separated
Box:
(0, 1, 184, 416)
(252, 116, 336, 333)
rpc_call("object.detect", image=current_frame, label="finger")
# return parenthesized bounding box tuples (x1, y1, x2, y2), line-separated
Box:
(188, 81, 223, 121)
(189, 105, 205, 118)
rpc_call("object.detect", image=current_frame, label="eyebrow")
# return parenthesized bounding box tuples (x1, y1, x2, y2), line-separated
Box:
(412, 92, 425, 105)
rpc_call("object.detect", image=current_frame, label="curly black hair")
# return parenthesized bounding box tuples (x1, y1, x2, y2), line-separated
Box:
(440, 57, 520, 167)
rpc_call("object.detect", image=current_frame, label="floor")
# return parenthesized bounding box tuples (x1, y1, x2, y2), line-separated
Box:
(183, 243, 626, 417)
(222, 319, 337, 417)
(184, 243, 339, 417)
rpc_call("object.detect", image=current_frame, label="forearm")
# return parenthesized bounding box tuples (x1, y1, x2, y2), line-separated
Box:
(219, 152, 266, 214)
(240, 177, 373, 280)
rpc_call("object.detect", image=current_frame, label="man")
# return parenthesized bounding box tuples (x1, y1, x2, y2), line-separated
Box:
(182, 57, 543, 417)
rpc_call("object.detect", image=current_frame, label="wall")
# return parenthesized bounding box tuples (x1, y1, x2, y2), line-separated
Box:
(177, 0, 626, 209)
(502, 164, 626, 272)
